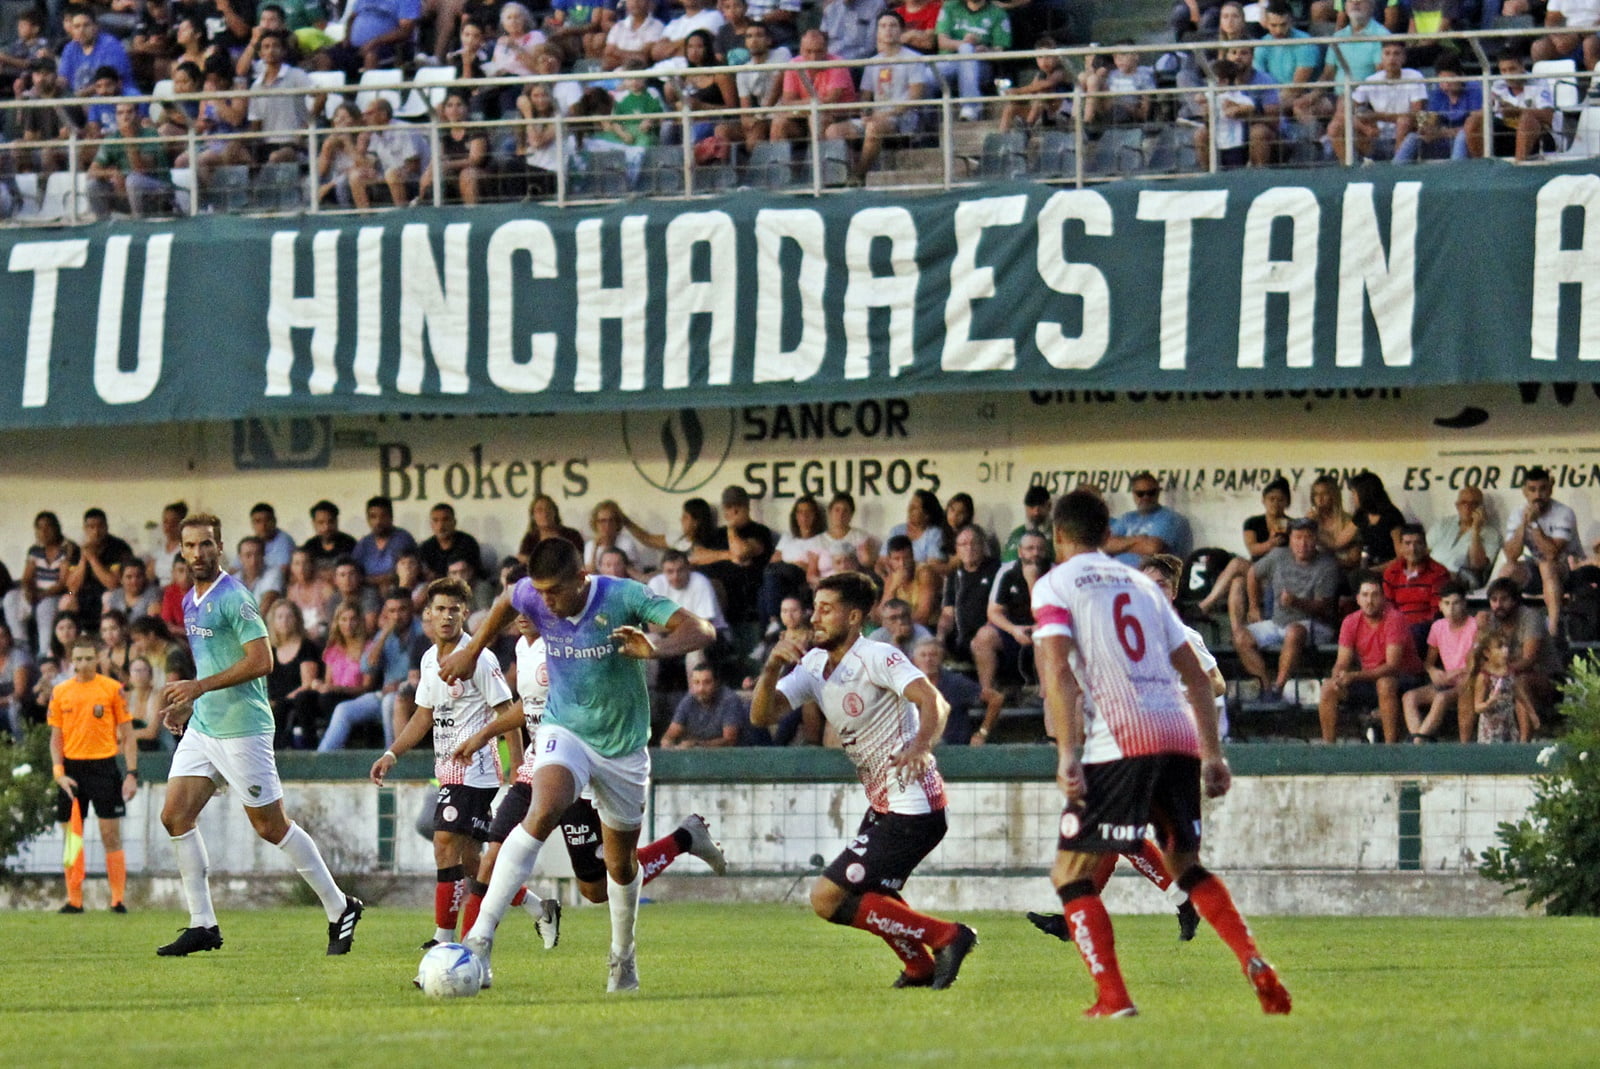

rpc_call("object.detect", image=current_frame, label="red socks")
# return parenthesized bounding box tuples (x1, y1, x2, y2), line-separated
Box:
(1127, 839, 1175, 892)
(1089, 852, 1118, 893)
(1061, 890, 1132, 1010)
(461, 891, 482, 935)
(637, 833, 682, 886)
(852, 892, 957, 979)
(511, 887, 528, 907)
(435, 866, 465, 934)
(1187, 872, 1260, 969)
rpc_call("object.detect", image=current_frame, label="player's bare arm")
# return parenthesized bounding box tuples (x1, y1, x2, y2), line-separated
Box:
(750, 637, 805, 726)
(118, 718, 139, 801)
(1172, 641, 1230, 797)
(371, 702, 436, 785)
(438, 594, 517, 682)
(49, 725, 77, 796)
(162, 635, 272, 712)
(889, 677, 948, 778)
(449, 699, 521, 763)
(615, 607, 714, 661)
(1037, 632, 1087, 803)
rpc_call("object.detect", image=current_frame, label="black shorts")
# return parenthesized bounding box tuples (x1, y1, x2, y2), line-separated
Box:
(1342, 674, 1427, 710)
(56, 757, 126, 822)
(1057, 754, 1203, 855)
(434, 784, 497, 841)
(822, 808, 947, 895)
(485, 784, 607, 884)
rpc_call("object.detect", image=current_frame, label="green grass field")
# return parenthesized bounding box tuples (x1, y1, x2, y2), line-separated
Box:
(8, 903, 1600, 1067)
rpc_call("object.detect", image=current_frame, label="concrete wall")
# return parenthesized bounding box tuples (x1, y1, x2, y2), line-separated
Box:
(3, 773, 1537, 916)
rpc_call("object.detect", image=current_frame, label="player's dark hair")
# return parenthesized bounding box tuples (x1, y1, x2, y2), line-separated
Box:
(426, 577, 472, 606)
(1440, 580, 1469, 600)
(129, 616, 172, 641)
(528, 537, 582, 581)
(1524, 466, 1551, 484)
(34, 510, 61, 531)
(366, 495, 393, 513)
(599, 547, 631, 568)
(84, 507, 107, 523)
(1263, 477, 1291, 499)
(1052, 490, 1110, 548)
(163, 501, 189, 520)
(818, 572, 878, 616)
(660, 549, 689, 567)
(333, 555, 363, 575)
(1352, 570, 1382, 593)
(1024, 485, 1050, 507)
(885, 533, 914, 555)
(250, 501, 276, 518)
(1143, 554, 1183, 583)
(682, 498, 718, 546)
(828, 490, 856, 514)
(1399, 522, 1426, 539)
(501, 559, 528, 584)
(431, 501, 456, 516)
(71, 638, 99, 656)
(878, 8, 904, 27)
(181, 512, 222, 541)
(383, 589, 414, 608)
(310, 499, 339, 518)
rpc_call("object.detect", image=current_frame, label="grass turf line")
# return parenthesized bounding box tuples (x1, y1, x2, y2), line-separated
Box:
(6, 904, 1599, 1068)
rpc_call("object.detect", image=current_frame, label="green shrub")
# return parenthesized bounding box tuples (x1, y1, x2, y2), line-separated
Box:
(0, 726, 60, 877)
(1480, 652, 1600, 915)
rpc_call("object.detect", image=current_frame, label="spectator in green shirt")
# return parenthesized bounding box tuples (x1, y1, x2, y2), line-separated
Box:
(935, 0, 1011, 121)
(86, 102, 170, 219)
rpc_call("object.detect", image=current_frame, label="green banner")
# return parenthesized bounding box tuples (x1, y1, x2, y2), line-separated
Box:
(4, 159, 1598, 430)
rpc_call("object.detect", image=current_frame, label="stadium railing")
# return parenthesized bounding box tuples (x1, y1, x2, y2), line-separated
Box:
(0, 23, 1591, 225)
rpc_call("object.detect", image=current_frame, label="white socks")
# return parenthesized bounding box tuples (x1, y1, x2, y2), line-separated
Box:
(608, 867, 642, 955)
(275, 821, 347, 922)
(469, 824, 544, 941)
(171, 829, 217, 929)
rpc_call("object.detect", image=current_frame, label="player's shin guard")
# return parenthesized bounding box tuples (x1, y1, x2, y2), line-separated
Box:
(276, 822, 347, 921)
(1128, 839, 1187, 905)
(171, 829, 217, 928)
(1181, 867, 1260, 968)
(636, 828, 687, 885)
(607, 866, 642, 955)
(469, 826, 543, 941)
(462, 880, 489, 935)
(1059, 880, 1132, 1010)
(435, 865, 466, 940)
(106, 849, 126, 907)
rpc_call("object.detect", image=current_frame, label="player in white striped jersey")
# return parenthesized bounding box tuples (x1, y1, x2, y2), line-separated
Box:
(1034, 491, 1290, 1018)
(452, 617, 728, 968)
(752, 572, 977, 990)
(1027, 554, 1221, 944)
(371, 578, 516, 948)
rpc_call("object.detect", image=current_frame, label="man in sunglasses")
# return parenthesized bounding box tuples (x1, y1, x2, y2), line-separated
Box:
(1105, 472, 1193, 568)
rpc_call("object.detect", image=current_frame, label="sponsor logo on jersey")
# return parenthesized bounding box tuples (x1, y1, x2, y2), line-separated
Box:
(843, 692, 865, 718)
(188, 624, 215, 638)
(239, 601, 260, 622)
(1097, 821, 1147, 843)
(93, 705, 104, 718)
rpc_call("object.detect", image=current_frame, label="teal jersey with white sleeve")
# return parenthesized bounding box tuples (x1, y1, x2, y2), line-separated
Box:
(184, 572, 274, 739)
(510, 574, 681, 757)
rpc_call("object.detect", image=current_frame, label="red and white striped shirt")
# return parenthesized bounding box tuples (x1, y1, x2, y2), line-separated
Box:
(513, 636, 550, 785)
(1032, 551, 1200, 763)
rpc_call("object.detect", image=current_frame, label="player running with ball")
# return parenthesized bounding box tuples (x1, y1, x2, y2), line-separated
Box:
(1033, 491, 1290, 1018)
(452, 616, 727, 956)
(751, 572, 977, 990)
(371, 577, 517, 949)
(442, 538, 715, 992)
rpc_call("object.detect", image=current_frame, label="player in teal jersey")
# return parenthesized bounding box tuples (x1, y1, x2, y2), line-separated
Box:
(440, 537, 715, 992)
(156, 513, 363, 958)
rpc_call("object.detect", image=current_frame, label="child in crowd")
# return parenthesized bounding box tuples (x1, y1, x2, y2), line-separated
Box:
(997, 35, 1070, 133)
(1470, 632, 1533, 744)
(1403, 582, 1477, 742)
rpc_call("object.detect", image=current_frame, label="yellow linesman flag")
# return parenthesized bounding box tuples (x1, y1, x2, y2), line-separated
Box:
(63, 797, 85, 883)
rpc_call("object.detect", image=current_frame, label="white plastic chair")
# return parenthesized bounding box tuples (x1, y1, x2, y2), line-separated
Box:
(1532, 58, 1581, 111)
(355, 68, 405, 116)
(149, 78, 174, 123)
(396, 65, 456, 119)
(306, 69, 348, 121)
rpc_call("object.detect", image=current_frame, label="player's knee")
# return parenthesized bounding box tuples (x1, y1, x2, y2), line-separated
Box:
(809, 878, 847, 921)
(578, 879, 608, 903)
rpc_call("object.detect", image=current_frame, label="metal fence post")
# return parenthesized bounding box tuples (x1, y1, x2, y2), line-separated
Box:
(67, 130, 78, 224)
(429, 115, 444, 208)
(306, 122, 320, 214)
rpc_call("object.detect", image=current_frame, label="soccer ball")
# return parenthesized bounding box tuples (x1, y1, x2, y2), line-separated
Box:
(415, 942, 483, 998)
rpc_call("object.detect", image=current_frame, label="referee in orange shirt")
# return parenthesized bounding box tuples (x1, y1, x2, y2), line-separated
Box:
(49, 639, 138, 913)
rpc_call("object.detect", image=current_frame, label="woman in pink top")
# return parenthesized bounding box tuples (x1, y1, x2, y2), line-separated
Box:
(1402, 581, 1479, 742)
(313, 601, 373, 742)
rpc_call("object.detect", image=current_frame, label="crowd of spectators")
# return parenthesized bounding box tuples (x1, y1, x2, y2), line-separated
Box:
(0, 0, 1585, 216)
(1, 465, 1595, 753)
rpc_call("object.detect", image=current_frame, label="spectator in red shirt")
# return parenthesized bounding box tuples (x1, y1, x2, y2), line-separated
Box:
(771, 28, 858, 141)
(1380, 523, 1451, 655)
(1317, 572, 1425, 744)
(894, 0, 942, 51)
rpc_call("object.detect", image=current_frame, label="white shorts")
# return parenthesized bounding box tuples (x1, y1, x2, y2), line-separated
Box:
(169, 728, 284, 808)
(533, 722, 649, 832)
(1247, 618, 1334, 651)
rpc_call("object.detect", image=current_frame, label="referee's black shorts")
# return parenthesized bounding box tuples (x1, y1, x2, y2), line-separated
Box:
(56, 756, 126, 822)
